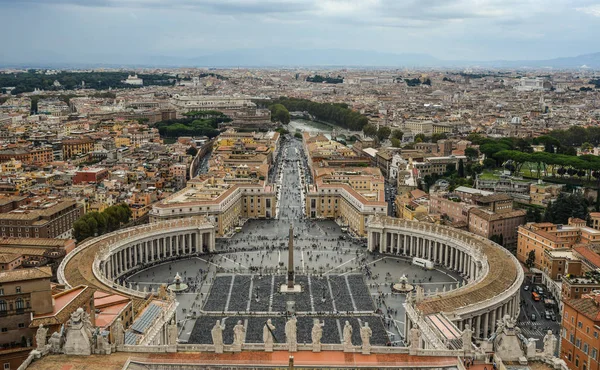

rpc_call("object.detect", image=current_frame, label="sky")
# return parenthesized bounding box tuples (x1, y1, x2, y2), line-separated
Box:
(0, 0, 599, 64)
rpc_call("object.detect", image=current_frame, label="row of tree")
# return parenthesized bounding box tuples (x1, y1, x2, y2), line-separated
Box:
(72, 204, 132, 242)
(1, 71, 175, 94)
(306, 75, 343, 84)
(258, 97, 369, 131)
(154, 116, 228, 138)
(269, 104, 291, 124)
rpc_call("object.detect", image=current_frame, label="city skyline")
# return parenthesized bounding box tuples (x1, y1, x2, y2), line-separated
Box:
(1, 0, 600, 66)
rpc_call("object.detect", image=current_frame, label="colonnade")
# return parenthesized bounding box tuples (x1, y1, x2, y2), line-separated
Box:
(103, 230, 215, 280)
(366, 217, 523, 347)
(368, 230, 481, 280)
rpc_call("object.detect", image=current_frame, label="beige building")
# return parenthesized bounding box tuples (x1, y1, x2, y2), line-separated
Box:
(305, 167, 387, 236)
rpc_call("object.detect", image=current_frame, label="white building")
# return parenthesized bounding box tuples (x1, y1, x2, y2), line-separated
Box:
(124, 74, 144, 86)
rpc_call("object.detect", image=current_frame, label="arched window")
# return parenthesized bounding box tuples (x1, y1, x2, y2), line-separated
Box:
(0, 300, 6, 313)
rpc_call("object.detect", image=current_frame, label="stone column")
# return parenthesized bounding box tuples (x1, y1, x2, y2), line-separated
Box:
(475, 315, 481, 338)
(380, 231, 386, 253)
(428, 241, 433, 261)
(403, 235, 407, 254)
(483, 312, 489, 339)
(490, 308, 497, 334)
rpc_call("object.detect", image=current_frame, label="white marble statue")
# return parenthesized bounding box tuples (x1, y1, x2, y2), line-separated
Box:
(112, 318, 125, 350)
(462, 324, 473, 352)
(360, 322, 372, 354)
(64, 308, 92, 355)
(263, 319, 275, 352)
(343, 320, 353, 351)
(410, 327, 421, 350)
(311, 319, 325, 352)
(233, 320, 246, 351)
(36, 324, 48, 351)
(48, 332, 62, 354)
(543, 330, 557, 357)
(211, 320, 225, 353)
(285, 316, 297, 352)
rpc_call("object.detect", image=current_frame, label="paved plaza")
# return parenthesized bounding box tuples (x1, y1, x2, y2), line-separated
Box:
(125, 137, 464, 346)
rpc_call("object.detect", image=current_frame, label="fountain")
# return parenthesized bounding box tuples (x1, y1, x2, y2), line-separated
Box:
(391, 274, 415, 293)
(167, 272, 189, 292)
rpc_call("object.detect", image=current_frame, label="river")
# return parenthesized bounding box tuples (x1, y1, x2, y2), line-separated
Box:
(287, 119, 334, 134)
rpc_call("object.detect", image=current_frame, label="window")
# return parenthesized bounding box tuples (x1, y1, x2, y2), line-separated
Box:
(584, 343, 589, 354)
(17, 323, 24, 328)
(592, 348, 598, 360)
(4, 362, 9, 370)
(1, 328, 6, 333)
(578, 321, 583, 328)
(0, 288, 3, 296)
(576, 338, 582, 348)
(15, 286, 21, 293)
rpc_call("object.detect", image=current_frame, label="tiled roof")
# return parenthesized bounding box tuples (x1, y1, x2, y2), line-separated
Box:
(0, 266, 52, 283)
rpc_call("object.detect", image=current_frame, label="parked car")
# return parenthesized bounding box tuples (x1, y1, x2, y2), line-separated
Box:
(551, 313, 557, 321)
(531, 313, 537, 321)
(545, 310, 552, 320)
(524, 285, 529, 291)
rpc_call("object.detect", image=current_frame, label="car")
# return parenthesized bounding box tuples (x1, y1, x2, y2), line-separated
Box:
(531, 313, 537, 321)
(524, 285, 529, 291)
(545, 310, 552, 320)
(551, 313, 557, 321)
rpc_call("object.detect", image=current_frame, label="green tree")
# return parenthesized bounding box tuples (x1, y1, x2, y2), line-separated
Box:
(464, 147, 479, 161)
(377, 126, 391, 141)
(431, 133, 447, 143)
(391, 129, 404, 140)
(458, 159, 465, 178)
(186, 146, 198, 156)
(526, 250, 536, 268)
(363, 124, 377, 138)
(544, 193, 589, 224)
(269, 104, 290, 124)
(390, 138, 401, 148)
(582, 142, 594, 152)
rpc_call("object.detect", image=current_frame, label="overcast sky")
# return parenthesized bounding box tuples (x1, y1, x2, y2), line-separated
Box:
(1, 0, 599, 64)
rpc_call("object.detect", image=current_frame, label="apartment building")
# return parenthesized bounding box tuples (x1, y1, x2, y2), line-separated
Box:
(0, 267, 53, 370)
(561, 293, 600, 370)
(305, 167, 387, 236)
(0, 197, 83, 239)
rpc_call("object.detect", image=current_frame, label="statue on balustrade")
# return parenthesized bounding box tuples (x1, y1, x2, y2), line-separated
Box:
(232, 320, 246, 352)
(462, 324, 473, 352)
(263, 319, 276, 352)
(311, 319, 325, 352)
(36, 324, 48, 351)
(360, 322, 372, 354)
(211, 320, 225, 353)
(285, 316, 297, 352)
(111, 318, 125, 351)
(343, 321, 353, 352)
(543, 330, 557, 357)
(64, 308, 92, 356)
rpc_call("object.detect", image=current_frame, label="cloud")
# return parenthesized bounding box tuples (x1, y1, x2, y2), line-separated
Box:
(576, 4, 600, 17)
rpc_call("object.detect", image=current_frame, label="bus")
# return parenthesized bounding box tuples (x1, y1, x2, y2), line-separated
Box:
(412, 257, 434, 270)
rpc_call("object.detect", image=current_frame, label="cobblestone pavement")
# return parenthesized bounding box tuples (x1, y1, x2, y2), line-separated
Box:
(126, 137, 463, 346)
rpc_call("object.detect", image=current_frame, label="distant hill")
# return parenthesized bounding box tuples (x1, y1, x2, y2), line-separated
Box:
(2, 50, 600, 69)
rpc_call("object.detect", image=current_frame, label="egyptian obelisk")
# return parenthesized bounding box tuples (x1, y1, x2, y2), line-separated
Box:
(287, 224, 295, 289)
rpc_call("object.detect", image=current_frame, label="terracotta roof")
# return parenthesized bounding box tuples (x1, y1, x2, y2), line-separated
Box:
(0, 266, 52, 283)
(30, 285, 96, 327)
(0, 253, 21, 263)
(573, 246, 600, 269)
(565, 297, 600, 322)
